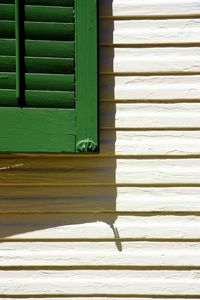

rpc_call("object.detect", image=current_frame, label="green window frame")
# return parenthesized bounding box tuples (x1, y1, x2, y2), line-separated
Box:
(0, 0, 98, 153)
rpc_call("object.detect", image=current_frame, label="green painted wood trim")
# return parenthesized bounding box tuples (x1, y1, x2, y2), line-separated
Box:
(75, 0, 98, 153)
(0, 108, 75, 152)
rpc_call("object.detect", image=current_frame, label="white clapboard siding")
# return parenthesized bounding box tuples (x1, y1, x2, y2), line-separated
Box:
(1, 187, 200, 213)
(1, 158, 200, 185)
(101, 131, 200, 155)
(101, 103, 200, 128)
(1, 270, 200, 295)
(0, 299, 195, 300)
(100, 76, 200, 100)
(1, 215, 200, 239)
(100, 19, 200, 44)
(99, 0, 200, 17)
(100, 47, 200, 73)
(1, 242, 200, 266)
(1, 0, 200, 298)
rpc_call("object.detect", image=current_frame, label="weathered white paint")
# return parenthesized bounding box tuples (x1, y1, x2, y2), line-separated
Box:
(1, 0, 200, 298)
(100, 19, 200, 44)
(1, 186, 200, 212)
(101, 131, 200, 155)
(1, 215, 200, 239)
(1, 187, 200, 212)
(1, 158, 200, 185)
(101, 103, 200, 128)
(1, 270, 200, 295)
(100, 76, 200, 100)
(1, 242, 200, 266)
(100, 47, 200, 73)
(100, 0, 200, 17)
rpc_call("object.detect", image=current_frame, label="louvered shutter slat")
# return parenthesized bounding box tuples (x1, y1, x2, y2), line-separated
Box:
(25, 22, 74, 41)
(0, 89, 17, 106)
(25, 40, 75, 58)
(0, 40, 75, 58)
(0, 0, 73, 5)
(0, 73, 74, 91)
(0, 4, 74, 22)
(25, 0, 74, 6)
(24, 90, 74, 108)
(0, 4, 14, 20)
(0, 0, 98, 153)
(25, 57, 74, 74)
(23, 0, 75, 108)
(0, 39, 15, 55)
(0, 2, 16, 105)
(0, 90, 74, 108)
(25, 74, 75, 91)
(0, 21, 15, 37)
(25, 6, 74, 22)
(0, 56, 15, 72)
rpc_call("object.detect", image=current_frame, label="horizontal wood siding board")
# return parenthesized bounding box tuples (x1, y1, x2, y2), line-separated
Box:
(101, 103, 200, 128)
(100, 76, 200, 100)
(100, 47, 200, 73)
(101, 130, 200, 155)
(1, 158, 200, 185)
(1, 214, 200, 239)
(0, 108, 75, 152)
(1, 0, 200, 297)
(0, 40, 75, 58)
(1, 186, 200, 213)
(1, 242, 200, 267)
(100, 19, 200, 44)
(99, 0, 200, 17)
(1, 270, 200, 294)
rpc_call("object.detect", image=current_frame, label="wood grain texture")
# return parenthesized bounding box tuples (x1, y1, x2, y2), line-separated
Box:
(1, 242, 200, 266)
(1, 214, 200, 239)
(99, 0, 200, 17)
(1, 270, 200, 295)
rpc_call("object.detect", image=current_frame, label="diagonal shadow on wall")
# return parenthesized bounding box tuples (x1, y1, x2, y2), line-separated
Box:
(0, 0, 121, 250)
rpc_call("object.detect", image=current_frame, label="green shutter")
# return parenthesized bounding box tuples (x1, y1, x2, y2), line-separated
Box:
(0, 0, 98, 153)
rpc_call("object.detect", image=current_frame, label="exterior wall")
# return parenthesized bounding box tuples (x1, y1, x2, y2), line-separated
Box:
(0, 0, 200, 296)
